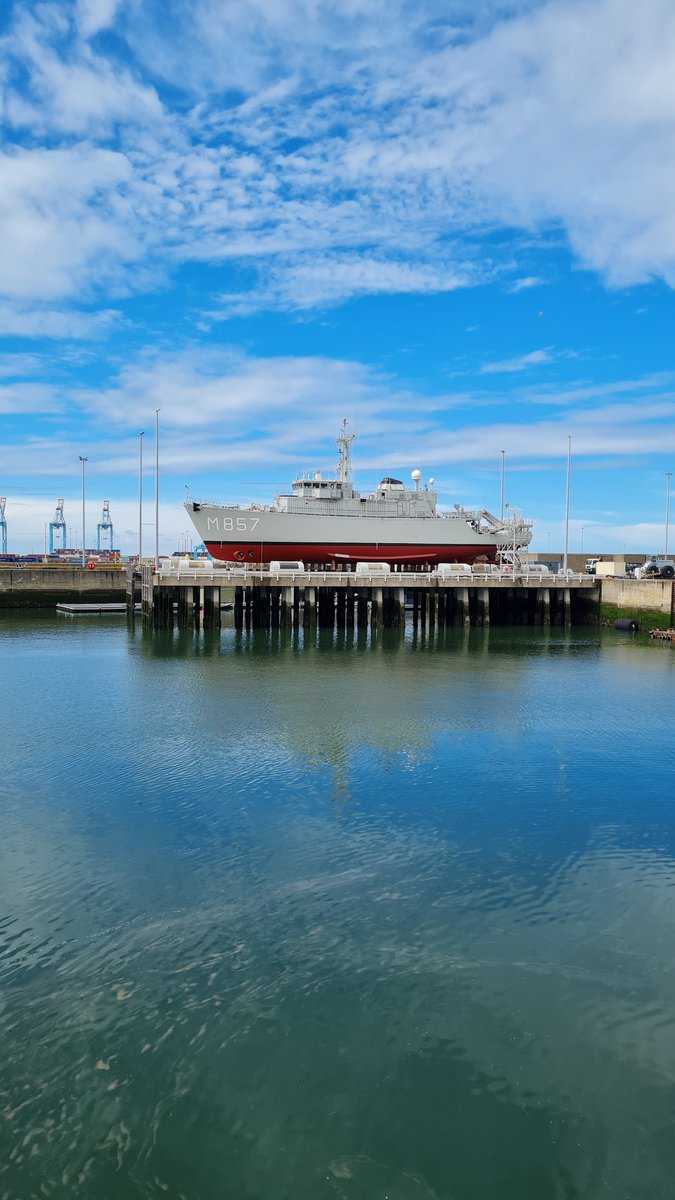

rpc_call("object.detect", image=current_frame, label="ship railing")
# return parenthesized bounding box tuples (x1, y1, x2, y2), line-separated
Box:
(191, 501, 275, 512)
(274, 503, 435, 518)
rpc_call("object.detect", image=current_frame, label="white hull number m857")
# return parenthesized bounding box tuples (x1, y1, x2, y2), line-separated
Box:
(206, 516, 261, 533)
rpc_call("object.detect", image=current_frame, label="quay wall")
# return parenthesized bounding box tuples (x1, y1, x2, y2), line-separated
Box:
(1, 565, 673, 629)
(599, 578, 674, 628)
(0, 567, 126, 608)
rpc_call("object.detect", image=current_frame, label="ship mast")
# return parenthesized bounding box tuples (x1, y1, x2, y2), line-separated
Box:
(336, 419, 355, 486)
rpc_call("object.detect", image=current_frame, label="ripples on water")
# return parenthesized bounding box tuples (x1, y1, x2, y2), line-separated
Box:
(1, 615, 675, 1199)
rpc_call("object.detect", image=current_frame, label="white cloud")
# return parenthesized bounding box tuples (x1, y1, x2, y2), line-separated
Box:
(507, 276, 545, 293)
(2, 0, 675, 315)
(522, 373, 675, 406)
(6, 7, 162, 136)
(74, 346, 417, 435)
(0, 146, 138, 302)
(481, 349, 554, 374)
(0, 383, 61, 414)
(0, 354, 44, 378)
(76, 0, 124, 38)
(0, 303, 121, 339)
(210, 254, 472, 316)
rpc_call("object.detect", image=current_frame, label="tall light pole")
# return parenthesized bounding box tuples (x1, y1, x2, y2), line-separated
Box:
(139, 431, 144, 562)
(500, 449, 506, 522)
(563, 435, 572, 573)
(581, 525, 586, 555)
(78, 456, 87, 568)
(154, 409, 160, 567)
(666, 472, 672, 558)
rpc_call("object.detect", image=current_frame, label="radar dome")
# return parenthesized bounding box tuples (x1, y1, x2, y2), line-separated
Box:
(411, 469, 422, 482)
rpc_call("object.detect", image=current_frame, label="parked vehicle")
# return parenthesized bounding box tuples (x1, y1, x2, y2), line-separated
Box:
(640, 558, 675, 579)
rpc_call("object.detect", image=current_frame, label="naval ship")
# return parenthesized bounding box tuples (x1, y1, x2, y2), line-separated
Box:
(185, 422, 532, 566)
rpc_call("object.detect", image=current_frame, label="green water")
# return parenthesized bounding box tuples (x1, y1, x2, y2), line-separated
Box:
(1, 615, 675, 1200)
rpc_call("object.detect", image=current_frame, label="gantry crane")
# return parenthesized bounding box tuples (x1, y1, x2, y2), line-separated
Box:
(49, 499, 67, 553)
(96, 500, 113, 552)
(0, 497, 7, 555)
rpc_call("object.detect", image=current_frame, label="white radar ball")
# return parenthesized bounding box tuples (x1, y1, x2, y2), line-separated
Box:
(428, 477, 435, 486)
(411, 469, 422, 482)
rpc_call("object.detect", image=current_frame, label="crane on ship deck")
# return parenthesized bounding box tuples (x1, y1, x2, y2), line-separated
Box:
(96, 500, 113, 552)
(49, 499, 66, 553)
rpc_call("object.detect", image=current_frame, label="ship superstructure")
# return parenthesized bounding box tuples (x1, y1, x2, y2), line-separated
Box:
(186, 421, 532, 566)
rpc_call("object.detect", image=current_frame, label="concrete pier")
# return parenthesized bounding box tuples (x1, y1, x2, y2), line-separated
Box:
(134, 563, 602, 633)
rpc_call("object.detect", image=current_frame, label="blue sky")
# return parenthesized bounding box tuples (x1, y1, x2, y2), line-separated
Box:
(1, 0, 675, 555)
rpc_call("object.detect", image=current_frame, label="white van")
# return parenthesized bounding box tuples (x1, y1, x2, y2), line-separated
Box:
(355, 561, 391, 575)
(435, 562, 473, 578)
(269, 560, 305, 573)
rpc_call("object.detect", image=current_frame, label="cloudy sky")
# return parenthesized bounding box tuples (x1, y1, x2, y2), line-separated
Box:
(2, 0, 675, 554)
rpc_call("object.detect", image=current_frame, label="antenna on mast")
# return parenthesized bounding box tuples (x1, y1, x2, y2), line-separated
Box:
(336, 419, 355, 486)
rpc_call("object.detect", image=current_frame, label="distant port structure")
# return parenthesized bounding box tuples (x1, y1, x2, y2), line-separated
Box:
(96, 500, 114, 552)
(49, 499, 67, 553)
(0, 495, 119, 563)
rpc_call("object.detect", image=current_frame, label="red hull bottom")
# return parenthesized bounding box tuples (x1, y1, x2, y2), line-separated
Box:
(204, 541, 498, 565)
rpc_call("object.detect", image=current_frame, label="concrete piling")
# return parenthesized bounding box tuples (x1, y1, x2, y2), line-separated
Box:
(478, 587, 490, 627)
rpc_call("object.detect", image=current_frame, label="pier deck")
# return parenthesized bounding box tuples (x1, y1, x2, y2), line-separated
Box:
(130, 563, 599, 631)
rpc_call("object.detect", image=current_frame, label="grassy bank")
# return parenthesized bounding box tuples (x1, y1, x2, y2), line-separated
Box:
(599, 602, 673, 631)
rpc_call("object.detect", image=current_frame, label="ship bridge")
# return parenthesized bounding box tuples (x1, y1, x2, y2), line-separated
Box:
(290, 472, 355, 502)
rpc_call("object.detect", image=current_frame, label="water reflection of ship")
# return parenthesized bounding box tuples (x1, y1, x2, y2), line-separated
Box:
(173, 628, 535, 807)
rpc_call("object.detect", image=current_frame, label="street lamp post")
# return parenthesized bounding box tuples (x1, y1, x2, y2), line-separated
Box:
(500, 449, 506, 522)
(563, 436, 572, 574)
(581, 526, 586, 555)
(139, 431, 144, 562)
(78, 456, 87, 568)
(155, 409, 160, 567)
(666, 472, 672, 558)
